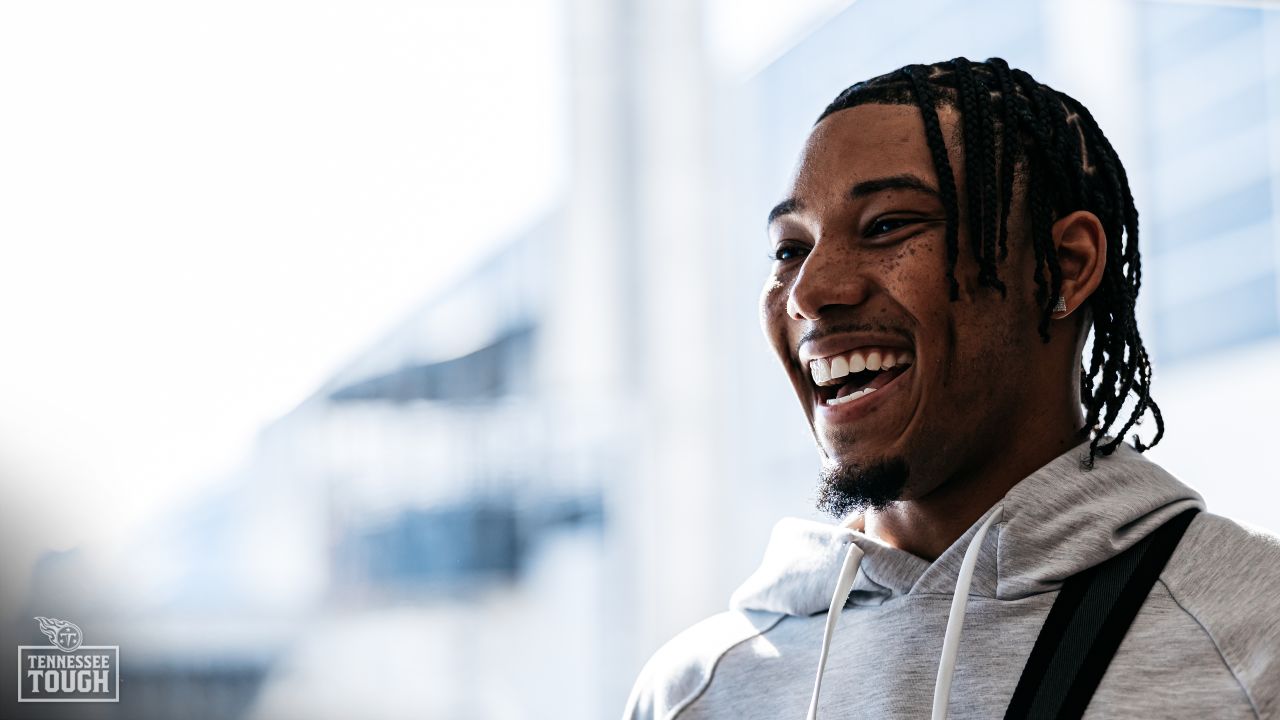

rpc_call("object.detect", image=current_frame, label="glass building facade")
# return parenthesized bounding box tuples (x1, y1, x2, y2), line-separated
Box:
(1140, 3, 1280, 362)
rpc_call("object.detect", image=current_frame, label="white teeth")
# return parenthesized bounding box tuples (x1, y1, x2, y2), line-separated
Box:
(810, 347, 914, 388)
(829, 355, 849, 380)
(826, 386, 877, 406)
(810, 357, 831, 384)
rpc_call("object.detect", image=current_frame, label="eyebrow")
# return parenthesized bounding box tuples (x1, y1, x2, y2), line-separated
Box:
(766, 173, 941, 226)
(849, 174, 940, 200)
(766, 198, 801, 225)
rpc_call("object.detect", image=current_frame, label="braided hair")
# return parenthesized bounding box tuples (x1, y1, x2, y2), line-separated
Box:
(816, 58, 1161, 467)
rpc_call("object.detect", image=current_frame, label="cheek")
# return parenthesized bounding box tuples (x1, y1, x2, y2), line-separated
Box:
(881, 235, 950, 314)
(760, 270, 806, 378)
(759, 272, 787, 339)
(881, 235, 958, 376)
(895, 227, 949, 281)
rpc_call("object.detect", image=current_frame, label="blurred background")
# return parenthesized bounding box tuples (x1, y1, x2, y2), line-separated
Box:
(1, 0, 1278, 718)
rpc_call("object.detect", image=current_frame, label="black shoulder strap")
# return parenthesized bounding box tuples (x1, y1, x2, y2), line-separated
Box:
(1003, 507, 1200, 720)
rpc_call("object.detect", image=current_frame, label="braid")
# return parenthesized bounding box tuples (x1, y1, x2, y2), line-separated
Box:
(815, 57, 1164, 467)
(1062, 97, 1162, 461)
(904, 65, 962, 300)
(998, 73, 1063, 340)
(973, 70, 1004, 293)
(989, 58, 1018, 262)
(952, 58, 1005, 295)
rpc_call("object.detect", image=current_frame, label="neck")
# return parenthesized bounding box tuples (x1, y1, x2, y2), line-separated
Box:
(860, 406, 1086, 562)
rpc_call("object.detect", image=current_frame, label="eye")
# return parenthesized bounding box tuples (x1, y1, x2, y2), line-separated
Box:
(770, 242, 809, 262)
(866, 217, 916, 236)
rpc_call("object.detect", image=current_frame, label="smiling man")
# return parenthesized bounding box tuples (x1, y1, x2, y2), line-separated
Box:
(623, 58, 1280, 720)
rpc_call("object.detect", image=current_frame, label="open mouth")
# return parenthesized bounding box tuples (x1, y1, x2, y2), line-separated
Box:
(809, 347, 914, 407)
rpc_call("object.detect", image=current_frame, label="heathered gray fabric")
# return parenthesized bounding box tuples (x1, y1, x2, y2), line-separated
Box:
(623, 441, 1280, 719)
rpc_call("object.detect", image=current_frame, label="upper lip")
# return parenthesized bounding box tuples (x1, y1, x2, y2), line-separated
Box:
(798, 332, 914, 366)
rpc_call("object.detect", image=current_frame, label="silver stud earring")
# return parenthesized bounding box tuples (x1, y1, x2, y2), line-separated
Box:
(1053, 295, 1067, 313)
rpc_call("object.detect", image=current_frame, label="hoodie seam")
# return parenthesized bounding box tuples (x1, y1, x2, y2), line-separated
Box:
(667, 613, 788, 720)
(1158, 578, 1262, 719)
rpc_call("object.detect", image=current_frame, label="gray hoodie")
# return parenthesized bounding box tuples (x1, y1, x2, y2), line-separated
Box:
(623, 441, 1280, 719)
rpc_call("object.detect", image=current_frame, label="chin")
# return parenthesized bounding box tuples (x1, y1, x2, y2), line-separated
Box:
(816, 427, 900, 466)
(814, 452, 911, 518)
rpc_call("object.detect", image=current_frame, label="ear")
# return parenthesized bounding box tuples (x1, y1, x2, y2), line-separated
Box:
(1049, 210, 1106, 319)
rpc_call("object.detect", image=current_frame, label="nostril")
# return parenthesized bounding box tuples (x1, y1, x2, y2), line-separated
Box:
(786, 290, 818, 321)
(786, 256, 873, 319)
(787, 282, 834, 322)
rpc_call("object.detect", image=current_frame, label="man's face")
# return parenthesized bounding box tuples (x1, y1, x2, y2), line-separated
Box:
(761, 102, 1045, 513)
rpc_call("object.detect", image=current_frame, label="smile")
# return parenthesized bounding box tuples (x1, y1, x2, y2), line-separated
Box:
(808, 347, 914, 407)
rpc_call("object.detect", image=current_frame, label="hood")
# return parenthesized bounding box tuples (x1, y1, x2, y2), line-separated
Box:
(728, 439, 1204, 720)
(730, 439, 1204, 615)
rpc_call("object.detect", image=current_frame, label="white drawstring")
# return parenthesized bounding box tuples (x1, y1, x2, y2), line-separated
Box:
(930, 505, 1005, 720)
(804, 507, 1004, 720)
(806, 541, 863, 720)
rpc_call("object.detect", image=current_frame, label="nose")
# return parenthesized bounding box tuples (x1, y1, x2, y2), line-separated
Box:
(786, 240, 871, 320)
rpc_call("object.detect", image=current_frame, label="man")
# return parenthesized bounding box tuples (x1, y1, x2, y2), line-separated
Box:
(623, 58, 1280, 719)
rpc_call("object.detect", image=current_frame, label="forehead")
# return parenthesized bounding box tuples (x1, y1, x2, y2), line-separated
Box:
(787, 103, 955, 201)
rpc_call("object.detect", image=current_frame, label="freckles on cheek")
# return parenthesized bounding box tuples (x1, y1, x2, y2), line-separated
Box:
(880, 244, 912, 275)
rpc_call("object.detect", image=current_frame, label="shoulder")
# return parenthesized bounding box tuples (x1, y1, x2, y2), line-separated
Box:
(1164, 511, 1280, 593)
(621, 609, 786, 720)
(1161, 511, 1280, 719)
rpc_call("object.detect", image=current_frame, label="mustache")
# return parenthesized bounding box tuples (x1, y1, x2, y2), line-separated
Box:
(796, 322, 913, 353)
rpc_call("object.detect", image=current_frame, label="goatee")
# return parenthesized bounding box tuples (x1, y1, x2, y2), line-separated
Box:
(815, 455, 910, 518)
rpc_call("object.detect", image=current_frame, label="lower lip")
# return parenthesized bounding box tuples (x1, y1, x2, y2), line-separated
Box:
(815, 367, 912, 423)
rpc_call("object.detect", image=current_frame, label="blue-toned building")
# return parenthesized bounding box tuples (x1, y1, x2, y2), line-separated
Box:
(1140, 3, 1280, 361)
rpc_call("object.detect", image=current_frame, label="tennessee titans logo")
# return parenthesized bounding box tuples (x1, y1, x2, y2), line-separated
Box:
(34, 617, 83, 653)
